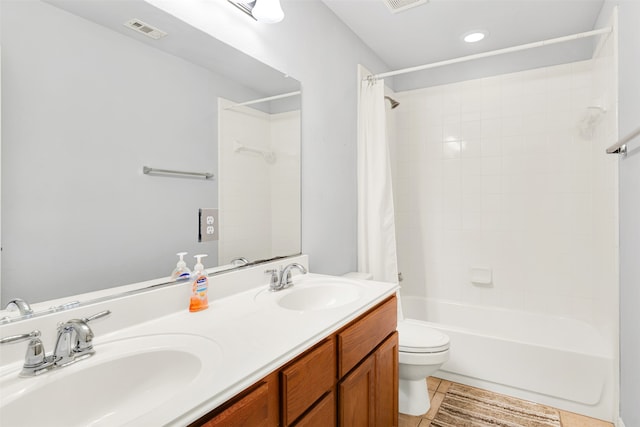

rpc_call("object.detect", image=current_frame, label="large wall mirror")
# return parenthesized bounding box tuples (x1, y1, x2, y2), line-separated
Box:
(0, 0, 301, 311)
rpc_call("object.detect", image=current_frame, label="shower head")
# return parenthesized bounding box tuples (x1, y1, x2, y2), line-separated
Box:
(385, 96, 400, 109)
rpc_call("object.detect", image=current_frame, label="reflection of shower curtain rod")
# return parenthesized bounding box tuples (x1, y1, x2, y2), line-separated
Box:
(225, 90, 301, 109)
(365, 27, 612, 81)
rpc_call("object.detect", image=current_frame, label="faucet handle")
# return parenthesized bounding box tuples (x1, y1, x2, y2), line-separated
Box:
(82, 310, 111, 323)
(55, 310, 111, 357)
(0, 329, 41, 345)
(0, 330, 54, 375)
(265, 269, 280, 290)
(55, 310, 110, 331)
(77, 310, 111, 351)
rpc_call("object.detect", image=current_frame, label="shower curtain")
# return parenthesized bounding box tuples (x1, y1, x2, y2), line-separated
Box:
(357, 77, 399, 284)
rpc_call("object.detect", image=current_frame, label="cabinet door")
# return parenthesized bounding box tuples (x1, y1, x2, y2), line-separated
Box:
(338, 356, 375, 427)
(293, 390, 336, 427)
(375, 332, 399, 427)
(281, 338, 336, 426)
(338, 296, 396, 378)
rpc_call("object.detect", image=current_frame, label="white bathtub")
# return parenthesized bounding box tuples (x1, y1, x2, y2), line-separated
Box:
(401, 296, 615, 421)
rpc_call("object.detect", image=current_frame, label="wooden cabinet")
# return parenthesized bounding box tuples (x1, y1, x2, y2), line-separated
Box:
(337, 296, 397, 378)
(337, 332, 399, 427)
(202, 382, 269, 427)
(281, 338, 336, 426)
(292, 391, 336, 427)
(338, 353, 375, 426)
(190, 296, 397, 427)
(189, 372, 278, 427)
(337, 296, 398, 426)
(375, 332, 399, 426)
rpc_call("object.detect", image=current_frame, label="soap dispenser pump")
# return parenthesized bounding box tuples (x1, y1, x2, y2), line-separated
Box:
(171, 252, 191, 281)
(189, 254, 209, 312)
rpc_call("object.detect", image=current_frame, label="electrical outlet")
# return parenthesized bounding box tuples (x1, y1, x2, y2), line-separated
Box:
(198, 208, 218, 242)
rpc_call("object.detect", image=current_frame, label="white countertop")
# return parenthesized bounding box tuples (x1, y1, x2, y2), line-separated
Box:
(0, 268, 398, 427)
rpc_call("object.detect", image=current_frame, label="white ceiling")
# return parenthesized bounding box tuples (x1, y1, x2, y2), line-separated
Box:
(44, 0, 300, 97)
(321, 0, 606, 89)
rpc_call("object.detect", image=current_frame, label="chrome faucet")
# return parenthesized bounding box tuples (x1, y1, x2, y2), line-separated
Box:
(230, 257, 249, 266)
(0, 330, 55, 376)
(53, 310, 110, 367)
(266, 263, 307, 291)
(5, 298, 34, 317)
(0, 310, 111, 377)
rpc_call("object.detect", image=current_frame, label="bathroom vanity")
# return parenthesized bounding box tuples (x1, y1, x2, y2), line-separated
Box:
(0, 256, 399, 426)
(190, 295, 398, 426)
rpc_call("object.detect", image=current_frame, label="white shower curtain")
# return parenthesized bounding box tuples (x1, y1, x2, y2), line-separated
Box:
(357, 77, 399, 284)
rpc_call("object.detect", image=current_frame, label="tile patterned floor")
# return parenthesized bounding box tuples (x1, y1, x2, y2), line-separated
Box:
(398, 377, 614, 427)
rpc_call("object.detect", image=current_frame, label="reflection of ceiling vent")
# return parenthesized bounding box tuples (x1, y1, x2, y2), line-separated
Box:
(382, 0, 428, 14)
(124, 19, 167, 40)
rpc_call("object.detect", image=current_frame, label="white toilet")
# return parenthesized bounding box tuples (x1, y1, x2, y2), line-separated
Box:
(397, 319, 450, 415)
(342, 272, 450, 416)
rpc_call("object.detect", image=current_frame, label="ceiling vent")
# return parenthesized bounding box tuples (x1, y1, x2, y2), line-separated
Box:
(382, 0, 428, 14)
(124, 19, 167, 40)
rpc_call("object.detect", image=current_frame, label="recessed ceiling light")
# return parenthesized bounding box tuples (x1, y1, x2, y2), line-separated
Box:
(463, 31, 487, 43)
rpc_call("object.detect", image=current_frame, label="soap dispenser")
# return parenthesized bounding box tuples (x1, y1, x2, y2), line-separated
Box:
(189, 254, 209, 312)
(171, 252, 191, 281)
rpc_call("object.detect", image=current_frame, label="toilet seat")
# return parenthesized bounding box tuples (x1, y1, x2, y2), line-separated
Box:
(398, 319, 450, 353)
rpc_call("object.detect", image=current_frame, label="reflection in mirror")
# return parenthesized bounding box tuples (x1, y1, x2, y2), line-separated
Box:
(0, 0, 301, 314)
(218, 95, 301, 266)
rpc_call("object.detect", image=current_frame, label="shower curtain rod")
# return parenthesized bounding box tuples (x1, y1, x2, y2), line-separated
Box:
(225, 90, 301, 109)
(366, 27, 612, 81)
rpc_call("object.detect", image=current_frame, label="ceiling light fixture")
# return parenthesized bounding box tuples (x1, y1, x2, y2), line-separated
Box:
(228, 0, 284, 24)
(462, 31, 487, 43)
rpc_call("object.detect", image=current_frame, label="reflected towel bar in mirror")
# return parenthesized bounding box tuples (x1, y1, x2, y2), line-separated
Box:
(142, 166, 214, 179)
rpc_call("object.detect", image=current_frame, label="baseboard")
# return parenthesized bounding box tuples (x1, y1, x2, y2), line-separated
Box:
(617, 417, 625, 427)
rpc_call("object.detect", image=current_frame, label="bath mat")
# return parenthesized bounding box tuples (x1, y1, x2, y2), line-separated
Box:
(431, 383, 561, 427)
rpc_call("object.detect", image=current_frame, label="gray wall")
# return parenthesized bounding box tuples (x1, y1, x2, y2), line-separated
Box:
(616, 1, 640, 425)
(253, 1, 390, 275)
(149, 0, 390, 275)
(0, 1, 268, 302)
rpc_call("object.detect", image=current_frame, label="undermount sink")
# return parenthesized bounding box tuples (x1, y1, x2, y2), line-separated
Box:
(255, 276, 365, 311)
(0, 334, 221, 427)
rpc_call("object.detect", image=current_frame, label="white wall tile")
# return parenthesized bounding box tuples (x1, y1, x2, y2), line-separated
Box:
(394, 56, 616, 340)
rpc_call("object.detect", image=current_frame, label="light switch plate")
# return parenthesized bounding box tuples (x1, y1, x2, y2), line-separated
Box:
(198, 208, 218, 242)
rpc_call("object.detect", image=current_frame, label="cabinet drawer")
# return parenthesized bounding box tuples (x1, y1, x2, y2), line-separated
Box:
(337, 296, 397, 378)
(281, 338, 336, 426)
(292, 390, 336, 427)
(202, 381, 269, 427)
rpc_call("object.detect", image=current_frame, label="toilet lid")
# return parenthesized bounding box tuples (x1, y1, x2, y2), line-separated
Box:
(397, 320, 450, 353)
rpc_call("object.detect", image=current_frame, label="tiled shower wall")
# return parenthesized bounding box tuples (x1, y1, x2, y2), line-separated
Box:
(393, 46, 617, 341)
